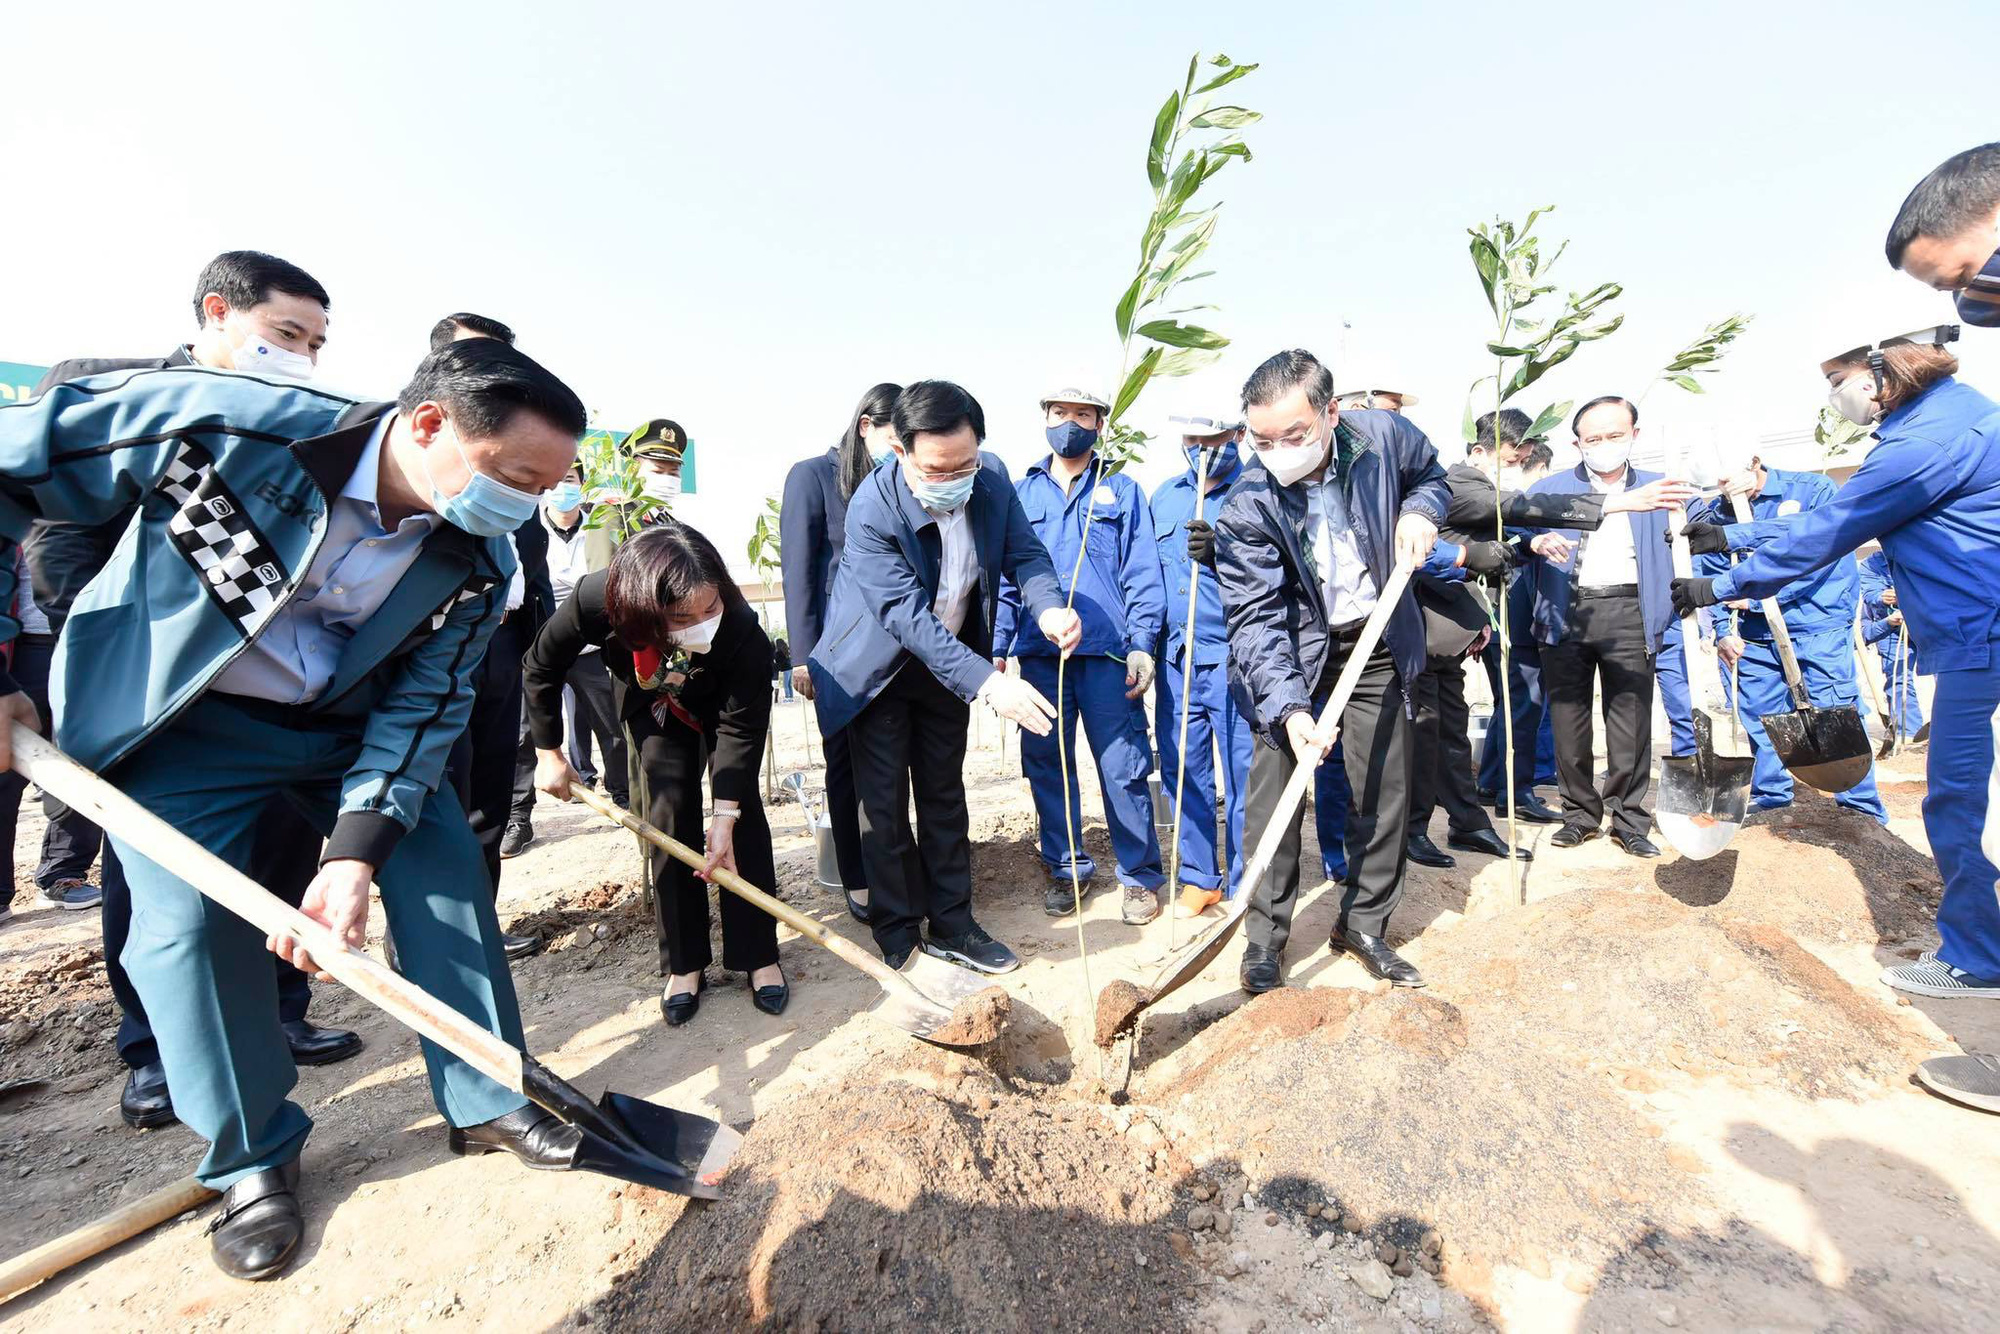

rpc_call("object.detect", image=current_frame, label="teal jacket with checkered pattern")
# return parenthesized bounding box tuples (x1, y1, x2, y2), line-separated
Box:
(0, 363, 516, 868)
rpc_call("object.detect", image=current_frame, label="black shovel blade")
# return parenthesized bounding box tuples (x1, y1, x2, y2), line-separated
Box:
(1760, 704, 1872, 794)
(523, 1058, 740, 1200)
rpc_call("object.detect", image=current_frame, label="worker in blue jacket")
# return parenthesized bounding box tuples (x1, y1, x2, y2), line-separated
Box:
(1859, 551, 1926, 743)
(1151, 408, 1254, 918)
(1686, 458, 1887, 822)
(0, 340, 589, 1282)
(993, 385, 1169, 926)
(1676, 323, 2000, 1008)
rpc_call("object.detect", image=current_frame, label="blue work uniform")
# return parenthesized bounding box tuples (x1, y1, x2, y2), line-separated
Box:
(1150, 447, 1255, 894)
(1860, 552, 1924, 739)
(1478, 565, 1558, 792)
(1657, 617, 1696, 756)
(994, 455, 1168, 888)
(1695, 468, 1886, 822)
(1711, 377, 2000, 983)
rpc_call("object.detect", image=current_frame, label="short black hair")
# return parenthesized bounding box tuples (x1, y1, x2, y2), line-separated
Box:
(891, 380, 985, 446)
(1524, 441, 1555, 472)
(603, 521, 748, 651)
(429, 312, 517, 353)
(396, 339, 586, 440)
(1570, 395, 1637, 435)
(1242, 349, 1335, 414)
(191, 250, 330, 326)
(1886, 143, 2000, 267)
(1472, 407, 1534, 453)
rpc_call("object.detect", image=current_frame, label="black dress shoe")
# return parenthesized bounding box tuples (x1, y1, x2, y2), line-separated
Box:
(844, 890, 874, 926)
(1615, 833, 1662, 859)
(661, 974, 707, 1026)
(882, 945, 913, 972)
(1475, 787, 1497, 804)
(750, 966, 790, 1016)
(1404, 833, 1456, 869)
(1549, 823, 1601, 849)
(1447, 828, 1531, 862)
(447, 1105, 582, 1169)
(1495, 794, 1563, 825)
(121, 1060, 177, 1130)
(1239, 943, 1284, 994)
(282, 1020, 363, 1067)
(1330, 930, 1426, 988)
(207, 1159, 301, 1281)
(500, 931, 543, 962)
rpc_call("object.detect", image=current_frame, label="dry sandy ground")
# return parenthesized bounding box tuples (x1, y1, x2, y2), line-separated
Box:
(0, 697, 1995, 1332)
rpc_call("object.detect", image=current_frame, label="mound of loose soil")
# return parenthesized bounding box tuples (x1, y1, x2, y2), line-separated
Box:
(1426, 889, 1931, 1097)
(591, 1054, 1189, 1332)
(0, 940, 122, 1095)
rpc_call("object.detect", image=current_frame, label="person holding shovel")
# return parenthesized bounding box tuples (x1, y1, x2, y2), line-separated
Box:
(527, 522, 789, 1025)
(1860, 552, 1927, 744)
(0, 338, 591, 1281)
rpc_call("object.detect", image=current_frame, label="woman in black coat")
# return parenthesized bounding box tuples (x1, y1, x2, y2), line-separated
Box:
(779, 381, 900, 923)
(525, 522, 787, 1026)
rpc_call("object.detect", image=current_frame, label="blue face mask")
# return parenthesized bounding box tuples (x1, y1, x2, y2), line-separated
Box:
(903, 461, 977, 512)
(1956, 244, 2000, 328)
(1046, 421, 1099, 459)
(548, 480, 584, 511)
(424, 427, 542, 538)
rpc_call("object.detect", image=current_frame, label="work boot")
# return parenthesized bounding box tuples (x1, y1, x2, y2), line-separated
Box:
(448, 1105, 583, 1169)
(207, 1159, 302, 1281)
(1121, 885, 1162, 925)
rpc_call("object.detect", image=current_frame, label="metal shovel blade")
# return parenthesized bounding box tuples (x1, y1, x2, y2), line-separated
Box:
(1136, 893, 1252, 1017)
(867, 950, 998, 1047)
(1657, 711, 1753, 861)
(1761, 704, 1873, 794)
(524, 1058, 739, 1199)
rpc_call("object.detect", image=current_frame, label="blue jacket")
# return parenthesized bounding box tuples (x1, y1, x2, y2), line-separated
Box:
(1692, 466, 1856, 641)
(1715, 376, 2000, 674)
(1212, 408, 1450, 743)
(0, 364, 515, 867)
(779, 445, 848, 671)
(993, 455, 1165, 661)
(1520, 465, 1674, 654)
(808, 452, 1063, 734)
(1149, 445, 1247, 669)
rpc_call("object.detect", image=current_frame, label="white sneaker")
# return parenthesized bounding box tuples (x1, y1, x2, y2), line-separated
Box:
(1882, 958, 2000, 998)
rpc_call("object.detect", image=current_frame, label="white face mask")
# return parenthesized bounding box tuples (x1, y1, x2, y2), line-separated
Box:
(643, 472, 682, 503)
(1581, 441, 1631, 475)
(672, 608, 723, 654)
(1829, 374, 1881, 427)
(1257, 414, 1330, 487)
(231, 333, 315, 381)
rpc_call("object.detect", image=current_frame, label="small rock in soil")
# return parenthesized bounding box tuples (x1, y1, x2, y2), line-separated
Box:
(1348, 1258, 1395, 1301)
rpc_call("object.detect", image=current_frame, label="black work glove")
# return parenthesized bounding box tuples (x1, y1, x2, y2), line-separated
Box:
(1675, 521, 1730, 556)
(1186, 518, 1216, 569)
(1670, 576, 1720, 620)
(1461, 539, 1515, 578)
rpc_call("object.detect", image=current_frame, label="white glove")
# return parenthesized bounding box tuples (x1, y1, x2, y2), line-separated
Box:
(1124, 650, 1155, 699)
(977, 671, 1057, 736)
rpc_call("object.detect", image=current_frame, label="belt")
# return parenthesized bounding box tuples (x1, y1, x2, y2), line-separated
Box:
(211, 691, 366, 733)
(1575, 583, 1639, 599)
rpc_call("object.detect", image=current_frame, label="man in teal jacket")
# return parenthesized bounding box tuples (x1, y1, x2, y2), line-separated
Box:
(0, 338, 585, 1281)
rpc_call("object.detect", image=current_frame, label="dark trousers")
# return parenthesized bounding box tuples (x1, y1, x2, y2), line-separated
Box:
(818, 721, 867, 891)
(1408, 655, 1495, 839)
(103, 799, 321, 1069)
(1245, 633, 1410, 952)
(850, 662, 975, 959)
(1540, 590, 1655, 840)
(461, 614, 529, 894)
(1477, 635, 1557, 795)
(633, 717, 779, 977)
(512, 650, 628, 822)
(0, 637, 92, 906)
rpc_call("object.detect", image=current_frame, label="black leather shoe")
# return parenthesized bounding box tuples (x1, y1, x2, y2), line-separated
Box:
(1404, 833, 1456, 869)
(207, 1159, 301, 1281)
(500, 931, 543, 962)
(1496, 794, 1563, 825)
(1615, 833, 1662, 859)
(1447, 828, 1531, 862)
(121, 1060, 176, 1130)
(1549, 823, 1601, 849)
(282, 1020, 363, 1067)
(1330, 930, 1426, 988)
(661, 974, 707, 1026)
(1475, 787, 1497, 804)
(750, 966, 790, 1016)
(447, 1105, 582, 1169)
(844, 890, 874, 926)
(1239, 943, 1284, 994)
(882, 945, 913, 972)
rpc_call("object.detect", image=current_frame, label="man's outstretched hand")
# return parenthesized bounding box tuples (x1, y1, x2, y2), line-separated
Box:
(0, 691, 43, 773)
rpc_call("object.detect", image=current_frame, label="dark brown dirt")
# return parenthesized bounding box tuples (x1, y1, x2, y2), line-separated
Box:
(0, 940, 123, 1095)
(1093, 978, 1155, 1046)
(928, 986, 1012, 1047)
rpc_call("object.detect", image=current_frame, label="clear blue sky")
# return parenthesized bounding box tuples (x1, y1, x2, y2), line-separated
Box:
(4, 1, 1993, 572)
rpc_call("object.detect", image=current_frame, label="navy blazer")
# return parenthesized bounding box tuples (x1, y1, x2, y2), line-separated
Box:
(808, 453, 1063, 734)
(1212, 408, 1450, 743)
(1520, 465, 1673, 654)
(779, 445, 847, 670)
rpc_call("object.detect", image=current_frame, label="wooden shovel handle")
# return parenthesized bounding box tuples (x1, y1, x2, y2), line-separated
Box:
(566, 785, 909, 993)
(0, 1175, 216, 1304)
(8, 725, 524, 1093)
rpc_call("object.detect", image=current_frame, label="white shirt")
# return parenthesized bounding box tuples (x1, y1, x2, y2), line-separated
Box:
(540, 505, 598, 654)
(1575, 468, 1637, 588)
(931, 504, 978, 635)
(1306, 473, 1378, 627)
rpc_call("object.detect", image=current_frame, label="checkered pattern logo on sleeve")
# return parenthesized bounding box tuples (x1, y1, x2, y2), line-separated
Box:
(156, 440, 289, 637)
(430, 575, 499, 631)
